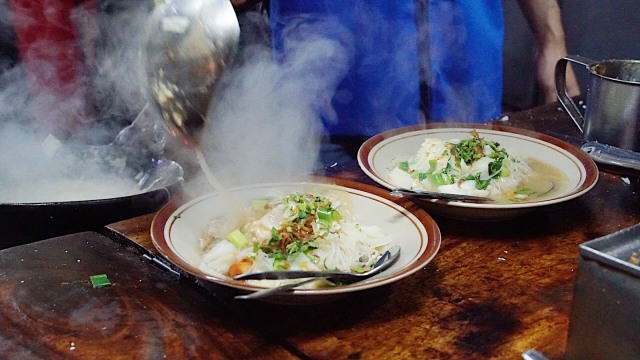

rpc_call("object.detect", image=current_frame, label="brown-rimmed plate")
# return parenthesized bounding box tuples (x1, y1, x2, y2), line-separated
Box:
(357, 123, 599, 221)
(151, 178, 441, 304)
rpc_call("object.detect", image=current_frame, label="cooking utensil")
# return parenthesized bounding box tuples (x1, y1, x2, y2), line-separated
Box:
(390, 180, 555, 204)
(389, 188, 494, 203)
(234, 246, 401, 300)
(522, 349, 549, 360)
(142, 0, 240, 145)
(54, 104, 172, 191)
(234, 278, 321, 300)
(547, 130, 640, 173)
(556, 55, 640, 152)
(580, 141, 640, 171)
(234, 245, 401, 282)
(566, 223, 640, 359)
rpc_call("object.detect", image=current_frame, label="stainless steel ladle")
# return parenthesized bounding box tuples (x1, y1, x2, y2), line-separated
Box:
(142, 0, 240, 145)
(234, 246, 401, 300)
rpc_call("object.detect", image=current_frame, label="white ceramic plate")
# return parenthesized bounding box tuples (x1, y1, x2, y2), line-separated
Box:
(151, 178, 441, 304)
(358, 124, 599, 221)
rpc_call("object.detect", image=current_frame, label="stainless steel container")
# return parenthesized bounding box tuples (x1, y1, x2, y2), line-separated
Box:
(565, 223, 640, 360)
(556, 55, 640, 152)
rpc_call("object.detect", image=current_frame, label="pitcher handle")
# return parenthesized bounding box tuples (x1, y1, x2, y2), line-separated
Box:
(555, 55, 593, 133)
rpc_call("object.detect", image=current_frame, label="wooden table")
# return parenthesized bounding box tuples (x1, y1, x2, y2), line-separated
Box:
(2, 102, 639, 359)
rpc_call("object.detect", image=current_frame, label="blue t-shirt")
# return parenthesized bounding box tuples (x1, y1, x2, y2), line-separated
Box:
(269, 0, 503, 136)
(427, 0, 504, 122)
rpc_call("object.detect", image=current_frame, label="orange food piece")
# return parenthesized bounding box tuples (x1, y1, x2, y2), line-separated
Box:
(228, 257, 253, 278)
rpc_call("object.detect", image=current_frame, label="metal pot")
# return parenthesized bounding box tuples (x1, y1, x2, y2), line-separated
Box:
(0, 158, 184, 249)
(556, 55, 640, 151)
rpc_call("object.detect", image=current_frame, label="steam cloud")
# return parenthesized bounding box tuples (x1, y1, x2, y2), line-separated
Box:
(196, 12, 354, 192)
(2, 2, 448, 202)
(0, 3, 355, 201)
(0, 2, 158, 202)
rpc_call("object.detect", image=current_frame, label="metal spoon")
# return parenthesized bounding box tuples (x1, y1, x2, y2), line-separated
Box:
(234, 246, 401, 300)
(390, 188, 494, 203)
(234, 278, 322, 300)
(581, 141, 640, 171)
(235, 245, 401, 282)
(391, 179, 555, 203)
(142, 0, 240, 145)
(522, 349, 549, 360)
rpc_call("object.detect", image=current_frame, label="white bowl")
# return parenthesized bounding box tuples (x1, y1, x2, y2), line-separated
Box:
(151, 178, 441, 304)
(357, 124, 599, 221)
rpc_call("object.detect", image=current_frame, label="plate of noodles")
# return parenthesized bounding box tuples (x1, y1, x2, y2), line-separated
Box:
(151, 178, 441, 304)
(357, 123, 599, 221)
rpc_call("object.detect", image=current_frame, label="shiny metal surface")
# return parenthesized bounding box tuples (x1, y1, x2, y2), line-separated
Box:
(143, 0, 240, 145)
(580, 141, 640, 171)
(234, 246, 401, 282)
(389, 188, 494, 203)
(556, 55, 640, 151)
(565, 224, 640, 360)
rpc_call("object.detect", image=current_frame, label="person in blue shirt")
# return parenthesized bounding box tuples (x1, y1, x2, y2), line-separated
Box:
(232, 0, 580, 137)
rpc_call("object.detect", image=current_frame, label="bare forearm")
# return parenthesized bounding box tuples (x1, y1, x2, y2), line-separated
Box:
(517, 0, 580, 103)
(518, 0, 565, 45)
(516, 0, 567, 46)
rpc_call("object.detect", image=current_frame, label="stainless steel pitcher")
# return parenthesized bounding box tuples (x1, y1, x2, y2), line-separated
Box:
(556, 55, 640, 151)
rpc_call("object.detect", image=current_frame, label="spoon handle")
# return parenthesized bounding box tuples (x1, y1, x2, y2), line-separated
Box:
(234, 270, 346, 281)
(234, 246, 400, 281)
(235, 278, 321, 300)
(390, 188, 494, 203)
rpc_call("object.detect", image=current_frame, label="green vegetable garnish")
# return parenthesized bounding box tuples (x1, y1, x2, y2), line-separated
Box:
(500, 163, 511, 177)
(427, 172, 454, 186)
(228, 229, 249, 248)
(451, 130, 508, 167)
(352, 265, 366, 274)
(317, 207, 333, 222)
(89, 274, 111, 288)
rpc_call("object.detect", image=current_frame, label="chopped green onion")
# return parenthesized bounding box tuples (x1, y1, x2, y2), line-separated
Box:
(89, 274, 111, 288)
(273, 259, 288, 270)
(269, 227, 280, 243)
(428, 159, 438, 172)
(427, 172, 453, 186)
(397, 161, 410, 171)
(228, 229, 249, 248)
(317, 208, 333, 222)
(500, 163, 511, 177)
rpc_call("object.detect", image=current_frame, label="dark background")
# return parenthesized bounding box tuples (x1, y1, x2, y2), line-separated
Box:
(502, 0, 640, 111)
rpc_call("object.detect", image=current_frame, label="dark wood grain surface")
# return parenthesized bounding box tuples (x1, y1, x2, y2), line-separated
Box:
(3, 102, 639, 359)
(105, 103, 640, 360)
(0, 232, 300, 359)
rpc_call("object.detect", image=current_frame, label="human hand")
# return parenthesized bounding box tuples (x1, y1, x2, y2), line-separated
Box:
(536, 44, 581, 104)
(517, 0, 582, 104)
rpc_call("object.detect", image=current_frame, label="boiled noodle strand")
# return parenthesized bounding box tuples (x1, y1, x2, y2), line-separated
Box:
(195, 146, 246, 225)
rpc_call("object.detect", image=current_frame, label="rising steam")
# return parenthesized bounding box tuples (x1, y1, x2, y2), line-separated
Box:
(192, 13, 354, 192)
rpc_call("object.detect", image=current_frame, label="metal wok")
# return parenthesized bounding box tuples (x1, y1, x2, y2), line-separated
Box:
(0, 157, 183, 249)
